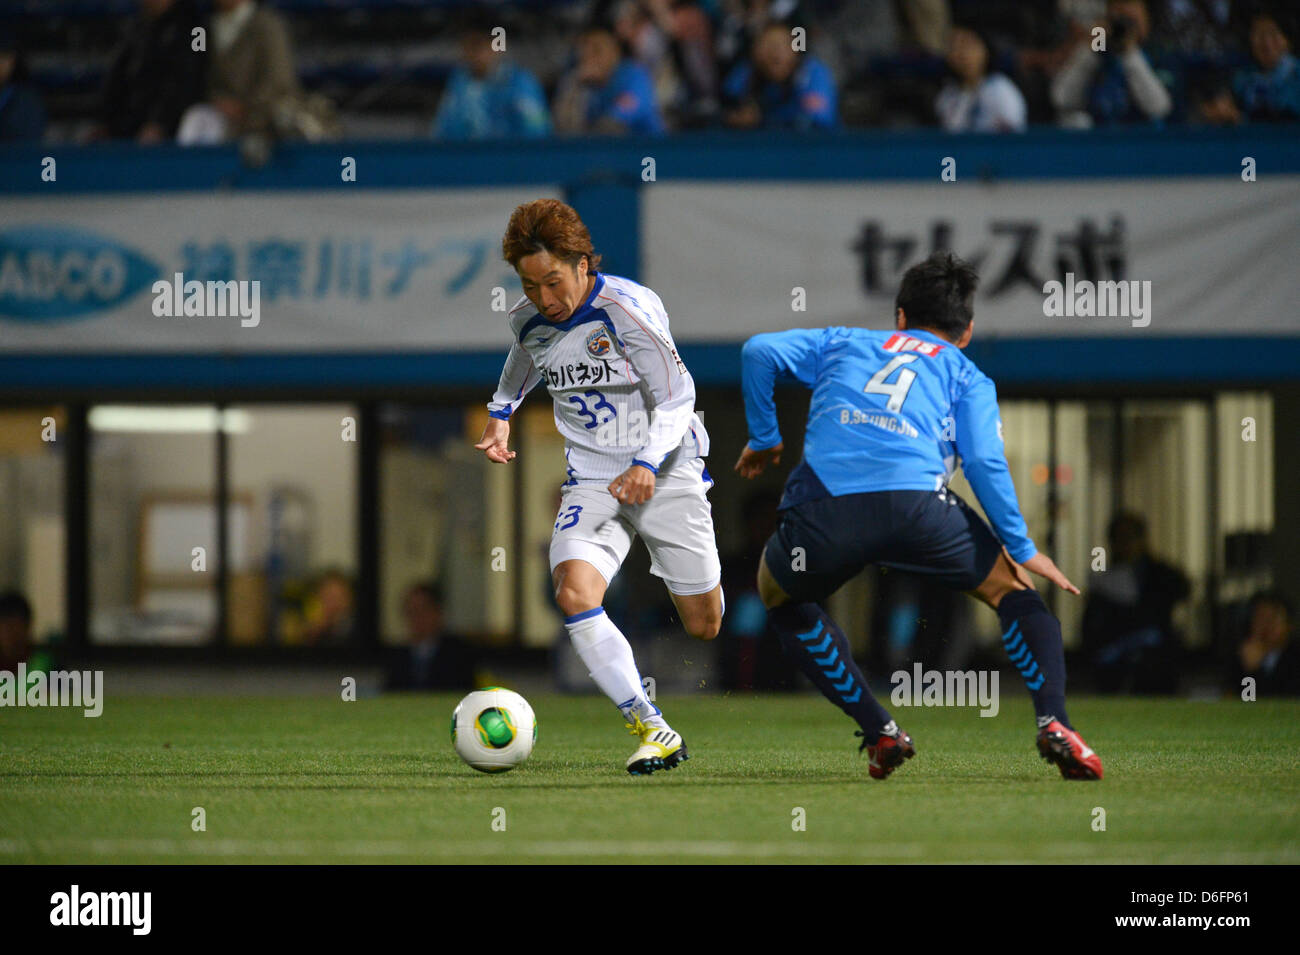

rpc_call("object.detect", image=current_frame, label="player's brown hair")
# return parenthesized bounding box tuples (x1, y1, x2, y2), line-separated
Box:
(502, 199, 603, 273)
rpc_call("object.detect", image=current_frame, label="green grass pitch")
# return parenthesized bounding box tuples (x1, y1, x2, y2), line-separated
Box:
(2, 693, 1296, 864)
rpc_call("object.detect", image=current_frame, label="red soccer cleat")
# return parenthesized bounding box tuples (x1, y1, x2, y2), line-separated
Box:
(857, 722, 916, 780)
(1036, 719, 1103, 780)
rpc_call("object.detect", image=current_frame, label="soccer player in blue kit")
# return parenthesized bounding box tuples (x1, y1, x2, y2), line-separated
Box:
(735, 252, 1103, 781)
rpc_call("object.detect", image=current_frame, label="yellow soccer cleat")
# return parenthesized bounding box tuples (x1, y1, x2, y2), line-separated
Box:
(624, 715, 689, 775)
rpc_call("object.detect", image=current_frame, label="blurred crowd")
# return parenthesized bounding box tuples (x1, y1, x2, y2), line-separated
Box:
(2, 0, 1298, 145)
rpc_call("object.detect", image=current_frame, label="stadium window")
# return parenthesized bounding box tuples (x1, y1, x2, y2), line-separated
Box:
(376, 401, 551, 649)
(1214, 392, 1275, 607)
(1043, 400, 1124, 647)
(1118, 400, 1214, 650)
(88, 404, 221, 646)
(224, 404, 359, 648)
(0, 406, 66, 653)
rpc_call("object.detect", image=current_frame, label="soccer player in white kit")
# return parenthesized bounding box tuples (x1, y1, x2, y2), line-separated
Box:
(475, 199, 723, 775)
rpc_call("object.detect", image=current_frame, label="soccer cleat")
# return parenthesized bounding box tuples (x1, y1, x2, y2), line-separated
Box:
(855, 721, 915, 780)
(624, 715, 689, 775)
(1036, 719, 1103, 780)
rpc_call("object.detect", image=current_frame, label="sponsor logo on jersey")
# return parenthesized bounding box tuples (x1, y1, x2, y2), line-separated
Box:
(667, 343, 686, 374)
(586, 327, 613, 358)
(647, 325, 687, 374)
(883, 332, 945, 357)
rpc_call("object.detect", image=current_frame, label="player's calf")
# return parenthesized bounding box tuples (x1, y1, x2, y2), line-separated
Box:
(986, 582, 1074, 731)
(767, 600, 895, 741)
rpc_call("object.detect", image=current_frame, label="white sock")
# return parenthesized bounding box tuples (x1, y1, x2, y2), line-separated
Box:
(565, 608, 666, 730)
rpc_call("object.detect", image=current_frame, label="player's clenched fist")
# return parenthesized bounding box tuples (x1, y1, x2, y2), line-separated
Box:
(475, 417, 516, 463)
(608, 464, 656, 505)
(734, 442, 782, 479)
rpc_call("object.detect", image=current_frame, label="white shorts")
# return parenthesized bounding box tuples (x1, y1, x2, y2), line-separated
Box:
(549, 457, 722, 596)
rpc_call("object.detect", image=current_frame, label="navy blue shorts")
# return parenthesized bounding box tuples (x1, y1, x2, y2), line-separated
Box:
(762, 488, 1004, 603)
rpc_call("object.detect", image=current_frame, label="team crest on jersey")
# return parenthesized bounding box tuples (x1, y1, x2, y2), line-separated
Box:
(586, 327, 613, 358)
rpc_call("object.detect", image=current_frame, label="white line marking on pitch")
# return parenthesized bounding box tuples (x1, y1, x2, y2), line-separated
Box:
(0, 838, 1293, 863)
(0, 838, 923, 859)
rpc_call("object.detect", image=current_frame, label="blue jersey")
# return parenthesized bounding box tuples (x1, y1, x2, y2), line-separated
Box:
(723, 56, 838, 130)
(588, 62, 665, 136)
(1233, 52, 1300, 122)
(433, 62, 551, 141)
(741, 326, 1037, 563)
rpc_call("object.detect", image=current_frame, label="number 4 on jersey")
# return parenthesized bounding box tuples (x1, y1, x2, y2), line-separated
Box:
(864, 354, 919, 412)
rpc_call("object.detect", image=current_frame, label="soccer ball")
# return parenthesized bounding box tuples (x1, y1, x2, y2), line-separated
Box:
(451, 687, 537, 773)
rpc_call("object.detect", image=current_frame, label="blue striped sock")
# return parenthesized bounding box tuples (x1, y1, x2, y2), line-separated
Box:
(997, 589, 1071, 729)
(768, 602, 892, 737)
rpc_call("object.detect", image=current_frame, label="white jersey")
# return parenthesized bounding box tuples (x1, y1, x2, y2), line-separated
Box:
(935, 73, 1027, 133)
(487, 272, 709, 484)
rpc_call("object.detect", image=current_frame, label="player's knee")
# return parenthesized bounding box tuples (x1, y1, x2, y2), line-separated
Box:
(554, 582, 599, 618)
(686, 612, 722, 641)
(976, 555, 1031, 610)
(757, 566, 787, 610)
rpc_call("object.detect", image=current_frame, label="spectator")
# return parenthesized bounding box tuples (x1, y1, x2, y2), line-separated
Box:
(1232, 12, 1300, 122)
(301, 569, 355, 645)
(722, 21, 838, 129)
(611, 0, 720, 127)
(1016, 2, 1102, 122)
(815, 0, 907, 82)
(93, 0, 205, 143)
(0, 590, 33, 674)
(898, 0, 953, 56)
(1149, 0, 1243, 59)
(1080, 511, 1190, 694)
(552, 27, 665, 135)
(1237, 590, 1300, 696)
(935, 25, 1028, 131)
(384, 582, 476, 692)
(177, 0, 302, 145)
(714, 0, 808, 82)
(0, 29, 47, 143)
(1058, 0, 1110, 34)
(432, 17, 550, 140)
(1051, 0, 1174, 126)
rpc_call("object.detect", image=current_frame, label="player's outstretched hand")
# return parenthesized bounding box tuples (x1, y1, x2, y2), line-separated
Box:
(608, 464, 656, 506)
(734, 442, 782, 479)
(1021, 552, 1081, 595)
(475, 417, 515, 463)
